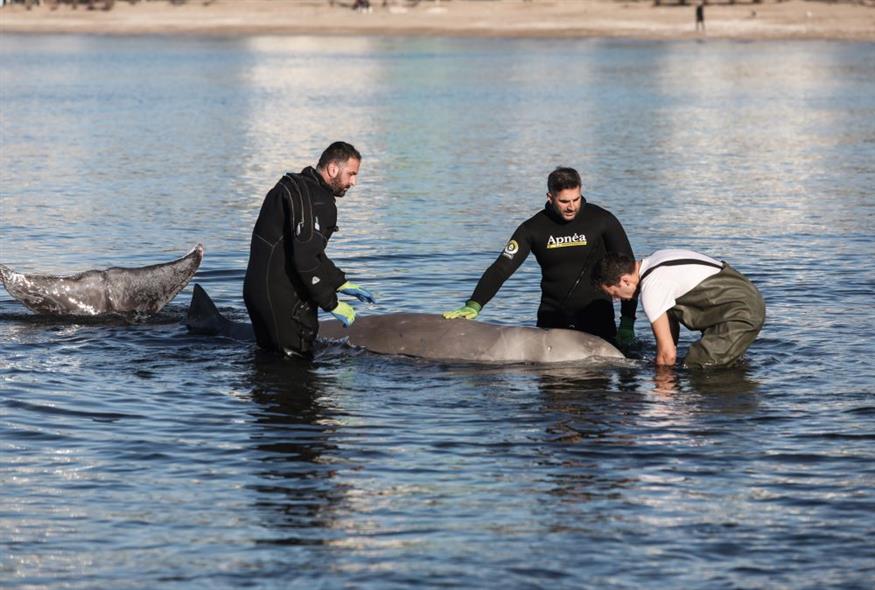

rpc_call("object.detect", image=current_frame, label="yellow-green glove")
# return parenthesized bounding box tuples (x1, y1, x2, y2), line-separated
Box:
(442, 300, 481, 320)
(337, 281, 375, 304)
(617, 316, 635, 346)
(330, 301, 356, 327)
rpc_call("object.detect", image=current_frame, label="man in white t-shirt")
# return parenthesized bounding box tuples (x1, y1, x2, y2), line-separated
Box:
(593, 249, 765, 368)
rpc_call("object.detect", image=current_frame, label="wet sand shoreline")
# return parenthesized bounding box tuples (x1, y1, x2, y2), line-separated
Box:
(1, 0, 874, 41)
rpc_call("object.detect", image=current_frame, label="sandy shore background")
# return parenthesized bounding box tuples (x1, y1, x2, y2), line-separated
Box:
(1, 0, 873, 40)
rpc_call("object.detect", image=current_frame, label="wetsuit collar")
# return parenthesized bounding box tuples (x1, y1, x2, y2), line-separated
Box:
(544, 198, 586, 224)
(301, 166, 335, 196)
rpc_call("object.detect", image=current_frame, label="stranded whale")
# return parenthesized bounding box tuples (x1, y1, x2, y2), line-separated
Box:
(186, 284, 624, 364)
(0, 244, 204, 317)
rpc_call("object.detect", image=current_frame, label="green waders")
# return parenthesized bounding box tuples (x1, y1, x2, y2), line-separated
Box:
(666, 264, 765, 368)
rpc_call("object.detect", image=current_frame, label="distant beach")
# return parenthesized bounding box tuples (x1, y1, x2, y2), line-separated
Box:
(1, 0, 874, 41)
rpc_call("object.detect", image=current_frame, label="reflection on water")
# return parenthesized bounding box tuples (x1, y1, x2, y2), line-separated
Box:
(246, 353, 343, 546)
(1, 35, 874, 589)
(651, 364, 761, 398)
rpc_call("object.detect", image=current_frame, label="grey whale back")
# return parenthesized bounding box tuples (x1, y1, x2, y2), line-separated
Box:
(186, 285, 623, 364)
(0, 244, 204, 316)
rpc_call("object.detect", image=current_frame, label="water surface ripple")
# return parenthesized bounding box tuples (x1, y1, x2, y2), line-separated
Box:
(1, 35, 874, 589)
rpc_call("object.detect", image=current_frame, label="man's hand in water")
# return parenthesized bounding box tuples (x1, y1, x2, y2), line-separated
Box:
(617, 316, 636, 346)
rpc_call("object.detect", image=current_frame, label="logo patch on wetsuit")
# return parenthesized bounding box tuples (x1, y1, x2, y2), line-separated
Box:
(502, 240, 519, 260)
(312, 277, 320, 285)
(296, 221, 304, 236)
(546, 233, 587, 249)
(314, 217, 321, 232)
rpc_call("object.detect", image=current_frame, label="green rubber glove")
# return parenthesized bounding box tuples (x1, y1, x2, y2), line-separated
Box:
(442, 300, 481, 320)
(617, 316, 635, 346)
(330, 301, 356, 328)
(337, 281, 375, 304)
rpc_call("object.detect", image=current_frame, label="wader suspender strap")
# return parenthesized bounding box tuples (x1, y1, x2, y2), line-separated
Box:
(639, 258, 724, 284)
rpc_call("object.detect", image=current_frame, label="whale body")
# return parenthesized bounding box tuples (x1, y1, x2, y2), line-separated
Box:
(186, 284, 624, 364)
(319, 313, 625, 363)
(0, 244, 204, 316)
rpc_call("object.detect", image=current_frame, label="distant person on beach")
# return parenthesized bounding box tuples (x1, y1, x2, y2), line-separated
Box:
(696, 2, 706, 32)
(593, 249, 765, 368)
(443, 167, 638, 348)
(243, 142, 375, 359)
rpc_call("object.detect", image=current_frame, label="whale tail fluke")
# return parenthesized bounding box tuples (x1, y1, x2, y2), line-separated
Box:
(185, 283, 255, 342)
(1, 245, 204, 316)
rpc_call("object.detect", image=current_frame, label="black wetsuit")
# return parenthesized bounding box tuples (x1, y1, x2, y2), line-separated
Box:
(243, 167, 346, 357)
(469, 201, 636, 343)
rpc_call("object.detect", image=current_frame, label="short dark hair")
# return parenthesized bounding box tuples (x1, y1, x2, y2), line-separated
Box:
(317, 141, 361, 169)
(592, 252, 636, 287)
(547, 167, 582, 195)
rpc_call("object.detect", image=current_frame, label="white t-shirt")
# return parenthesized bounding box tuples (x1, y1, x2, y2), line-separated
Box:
(638, 249, 723, 323)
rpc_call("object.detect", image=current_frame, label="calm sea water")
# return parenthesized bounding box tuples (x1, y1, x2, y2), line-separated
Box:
(1, 35, 874, 589)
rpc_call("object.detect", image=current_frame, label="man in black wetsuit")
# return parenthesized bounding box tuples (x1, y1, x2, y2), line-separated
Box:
(243, 142, 375, 358)
(443, 167, 637, 347)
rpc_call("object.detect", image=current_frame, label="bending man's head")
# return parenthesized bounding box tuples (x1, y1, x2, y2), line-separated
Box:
(318, 141, 362, 197)
(593, 252, 639, 300)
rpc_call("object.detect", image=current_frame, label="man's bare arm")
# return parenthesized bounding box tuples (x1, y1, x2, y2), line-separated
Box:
(651, 313, 677, 366)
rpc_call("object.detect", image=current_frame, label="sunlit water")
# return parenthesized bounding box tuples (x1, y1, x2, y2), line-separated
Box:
(1, 35, 874, 589)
